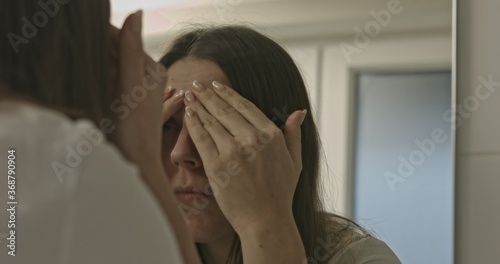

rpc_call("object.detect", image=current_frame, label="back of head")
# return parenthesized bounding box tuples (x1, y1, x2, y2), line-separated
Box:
(0, 0, 117, 140)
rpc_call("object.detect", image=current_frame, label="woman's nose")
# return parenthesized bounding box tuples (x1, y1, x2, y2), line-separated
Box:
(170, 124, 203, 169)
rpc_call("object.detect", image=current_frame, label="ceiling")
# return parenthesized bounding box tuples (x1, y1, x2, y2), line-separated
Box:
(110, 0, 288, 15)
(110, 0, 452, 38)
(110, 0, 288, 33)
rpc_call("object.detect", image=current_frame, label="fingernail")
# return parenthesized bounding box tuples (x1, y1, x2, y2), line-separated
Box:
(212, 81, 225, 91)
(131, 10, 143, 33)
(165, 85, 173, 93)
(163, 86, 173, 100)
(193, 80, 205, 92)
(173, 90, 185, 101)
(300, 109, 307, 126)
(185, 91, 196, 103)
(185, 106, 196, 117)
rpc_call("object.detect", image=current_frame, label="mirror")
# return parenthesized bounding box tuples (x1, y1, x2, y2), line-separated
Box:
(111, 1, 453, 263)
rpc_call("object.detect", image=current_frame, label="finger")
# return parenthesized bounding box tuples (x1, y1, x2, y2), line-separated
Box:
(109, 25, 120, 91)
(184, 106, 220, 161)
(113, 23, 165, 96)
(114, 23, 160, 73)
(162, 90, 185, 123)
(114, 22, 159, 79)
(110, 25, 120, 60)
(119, 10, 144, 91)
(191, 81, 256, 137)
(114, 22, 157, 71)
(210, 81, 276, 131)
(164, 85, 173, 101)
(284, 110, 307, 172)
(184, 91, 232, 151)
(110, 24, 120, 48)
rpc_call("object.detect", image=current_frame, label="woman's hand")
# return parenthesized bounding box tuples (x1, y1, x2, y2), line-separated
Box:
(183, 81, 307, 263)
(182, 81, 306, 232)
(110, 11, 167, 167)
(109, 12, 200, 264)
(162, 88, 186, 123)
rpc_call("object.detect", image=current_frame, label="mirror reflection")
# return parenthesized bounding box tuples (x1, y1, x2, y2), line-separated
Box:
(0, 0, 453, 263)
(110, 0, 453, 263)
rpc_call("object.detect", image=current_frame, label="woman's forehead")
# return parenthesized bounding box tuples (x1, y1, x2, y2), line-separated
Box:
(165, 58, 229, 91)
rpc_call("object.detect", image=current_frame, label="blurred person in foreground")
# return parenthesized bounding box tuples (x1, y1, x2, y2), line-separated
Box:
(0, 1, 199, 263)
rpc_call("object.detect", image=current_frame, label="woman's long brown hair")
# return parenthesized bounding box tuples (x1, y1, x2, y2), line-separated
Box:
(160, 25, 367, 264)
(0, 0, 119, 142)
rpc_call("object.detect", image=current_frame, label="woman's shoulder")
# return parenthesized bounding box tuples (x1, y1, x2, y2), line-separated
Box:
(328, 233, 402, 264)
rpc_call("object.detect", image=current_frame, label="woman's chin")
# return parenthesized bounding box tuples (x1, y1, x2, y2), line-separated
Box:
(182, 214, 234, 243)
(176, 200, 234, 243)
(187, 219, 228, 241)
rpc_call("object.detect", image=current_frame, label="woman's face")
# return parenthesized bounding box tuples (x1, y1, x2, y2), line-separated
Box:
(162, 57, 235, 243)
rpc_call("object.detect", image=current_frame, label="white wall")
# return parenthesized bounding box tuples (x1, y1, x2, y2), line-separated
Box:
(455, 0, 500, 262)
(354, 72, 453, 263)
(317, 33, 451, 215)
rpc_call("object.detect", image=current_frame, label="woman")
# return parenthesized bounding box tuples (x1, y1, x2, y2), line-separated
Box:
(0, 1, 199, 263)
(159, 26, 402, 263)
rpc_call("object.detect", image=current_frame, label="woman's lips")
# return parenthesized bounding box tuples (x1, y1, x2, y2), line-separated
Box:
(175, 191, 214, 201)
(173, 184, 215, 202)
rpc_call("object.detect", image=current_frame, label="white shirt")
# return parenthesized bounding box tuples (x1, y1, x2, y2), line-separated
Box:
(0, 101, 183, 264)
